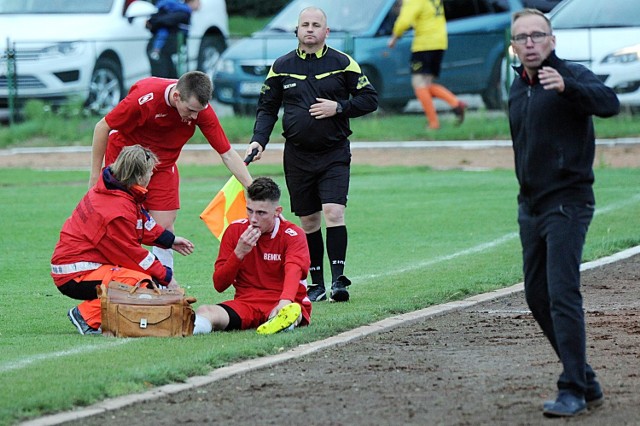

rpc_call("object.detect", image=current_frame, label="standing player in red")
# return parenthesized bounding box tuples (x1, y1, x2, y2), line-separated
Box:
(89, 71, 252, 273)
(192, 177, 312, 335)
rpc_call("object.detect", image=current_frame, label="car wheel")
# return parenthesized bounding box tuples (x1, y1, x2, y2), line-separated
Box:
(86, 57, 123, 116)
(198, 33, 227, 80)
(481, 56, 505, 111)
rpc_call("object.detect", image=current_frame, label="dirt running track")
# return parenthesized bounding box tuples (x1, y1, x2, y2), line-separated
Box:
(11, 141, 640, 426)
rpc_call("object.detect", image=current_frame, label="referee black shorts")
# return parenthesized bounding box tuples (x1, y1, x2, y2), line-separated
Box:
(410, 50, 445, 77)
(283, 143, 351, 217)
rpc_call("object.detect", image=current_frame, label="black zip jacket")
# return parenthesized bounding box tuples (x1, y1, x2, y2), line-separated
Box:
(508, 51, 620, 213)
(252, 45, 378, 153)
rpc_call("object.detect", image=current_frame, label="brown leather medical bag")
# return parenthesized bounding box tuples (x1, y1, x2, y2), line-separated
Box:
(98, 281, 195, 337)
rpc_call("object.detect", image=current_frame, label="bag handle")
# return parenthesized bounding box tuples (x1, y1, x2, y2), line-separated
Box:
(129, 279, 162, 295)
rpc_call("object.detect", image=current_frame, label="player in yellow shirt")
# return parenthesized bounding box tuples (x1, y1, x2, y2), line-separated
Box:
(388, 0, 466, 129)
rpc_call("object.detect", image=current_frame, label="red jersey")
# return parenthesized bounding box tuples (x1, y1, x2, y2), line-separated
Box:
(214, 217, 311, 320)
(51, 168, 174, 286)
(104, 77, 231, 168)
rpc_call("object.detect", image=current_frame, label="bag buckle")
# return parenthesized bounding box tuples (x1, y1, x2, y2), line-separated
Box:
(140, 318, 148, 329)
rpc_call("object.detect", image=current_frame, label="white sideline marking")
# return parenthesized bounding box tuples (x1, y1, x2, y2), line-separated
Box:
(357, 232, 519, 281)
(594, 193, 640, 215)
(0, 340, 130, 374)
(355, 191, 640, 282)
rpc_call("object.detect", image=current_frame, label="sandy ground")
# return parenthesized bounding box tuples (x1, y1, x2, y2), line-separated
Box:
(11, 141, 640, 425)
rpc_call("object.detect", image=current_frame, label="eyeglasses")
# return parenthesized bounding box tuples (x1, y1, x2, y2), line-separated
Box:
(511, 32, 550, 45)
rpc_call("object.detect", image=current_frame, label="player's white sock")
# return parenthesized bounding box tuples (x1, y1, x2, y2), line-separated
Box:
(193, 314, 213, 335)
(153, 246, 174, 269)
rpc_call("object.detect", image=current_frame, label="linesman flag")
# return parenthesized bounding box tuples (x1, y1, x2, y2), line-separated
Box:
(200, 148, 258, 241)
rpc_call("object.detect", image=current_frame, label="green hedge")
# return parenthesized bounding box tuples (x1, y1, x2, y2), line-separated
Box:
(226, 0, 291, 17)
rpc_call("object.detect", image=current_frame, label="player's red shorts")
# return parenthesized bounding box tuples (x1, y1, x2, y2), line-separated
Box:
(105, 134, 180, 211)
(220, 299, 311, 330)
(145, 165, 180, 210)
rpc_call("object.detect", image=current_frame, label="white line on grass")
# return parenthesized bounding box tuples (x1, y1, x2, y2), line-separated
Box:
(0, 340, 130, 374)
(594, 193, 640, 215)
(356, 232, 519, 282)
(356, 191, 640, 282)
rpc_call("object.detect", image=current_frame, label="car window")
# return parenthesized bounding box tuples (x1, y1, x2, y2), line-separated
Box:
(444, 0, 510, 21)
(0, 0, 113, 14)
(552, 0, 640, 29)
(264, 0, 388, 34)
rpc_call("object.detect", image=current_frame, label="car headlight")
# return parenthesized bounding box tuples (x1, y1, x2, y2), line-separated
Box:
(601, 45, 640, 65)
(214, 58, 235, 76)
(40, 41, 84, 58)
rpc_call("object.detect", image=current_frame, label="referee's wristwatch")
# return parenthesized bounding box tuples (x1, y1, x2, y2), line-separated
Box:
(335, 101, 343, 115)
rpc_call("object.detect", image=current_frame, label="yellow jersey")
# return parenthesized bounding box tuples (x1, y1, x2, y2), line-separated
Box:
(392, 0, 448, 52)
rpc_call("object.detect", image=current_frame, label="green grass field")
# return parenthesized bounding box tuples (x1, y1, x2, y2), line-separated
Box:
(0, 162, 639, 425)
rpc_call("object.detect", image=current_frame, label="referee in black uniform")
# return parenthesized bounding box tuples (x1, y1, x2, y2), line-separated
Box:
(247, 6, 378, 303)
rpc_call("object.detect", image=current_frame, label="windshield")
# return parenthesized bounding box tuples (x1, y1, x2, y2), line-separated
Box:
(264, 0, 388, 34)
(0, 0, 114, 14)
(551, 0, 640, 29)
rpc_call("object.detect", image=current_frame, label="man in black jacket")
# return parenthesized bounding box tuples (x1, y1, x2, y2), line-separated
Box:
(246, 7, 378, 303)
(508, 8, 619, 418)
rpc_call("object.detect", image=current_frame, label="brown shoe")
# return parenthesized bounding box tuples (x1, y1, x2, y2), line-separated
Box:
(453, 101, 467, 125)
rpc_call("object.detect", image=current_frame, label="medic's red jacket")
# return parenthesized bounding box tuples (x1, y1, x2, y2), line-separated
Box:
(51, 167, 175, 286)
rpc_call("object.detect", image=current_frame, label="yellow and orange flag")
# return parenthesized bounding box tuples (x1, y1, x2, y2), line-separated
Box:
(200, 149, 258, 241)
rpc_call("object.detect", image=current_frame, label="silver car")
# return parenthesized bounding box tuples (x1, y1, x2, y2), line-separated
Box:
(0, 0, 228, 120)
(551, 0, 640, 110)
